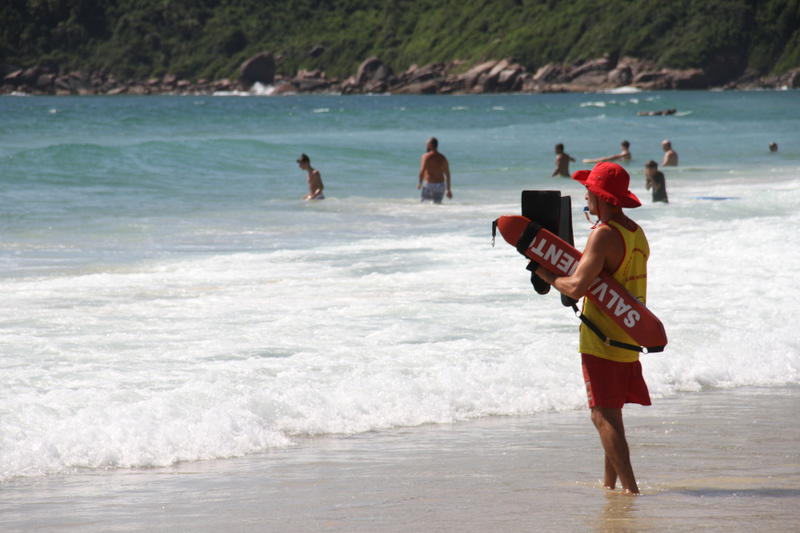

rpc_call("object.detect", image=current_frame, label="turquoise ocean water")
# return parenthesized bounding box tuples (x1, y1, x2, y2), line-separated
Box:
(1, 90, 799, 481)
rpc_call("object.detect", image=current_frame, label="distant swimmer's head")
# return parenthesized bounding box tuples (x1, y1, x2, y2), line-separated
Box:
(621, 140, 630, 149)
(555, 143, 564, 153)
(769, 142, 778, 152)
(645, 160, 658, 177)
(572, 162, 641, 208)
(297, 153, 310, 164)
(661, 139, 671, 150)
(426, 137, 438, 151)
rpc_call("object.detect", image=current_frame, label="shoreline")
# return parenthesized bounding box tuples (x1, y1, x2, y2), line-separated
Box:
(2, 385, 799, 532)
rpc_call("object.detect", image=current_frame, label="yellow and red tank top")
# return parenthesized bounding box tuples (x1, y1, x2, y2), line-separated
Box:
(579, 219, 649, 363)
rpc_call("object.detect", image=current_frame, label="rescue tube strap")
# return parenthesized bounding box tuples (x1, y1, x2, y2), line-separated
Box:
(515, 220, 543, 255)
(571, 303, 664, 354)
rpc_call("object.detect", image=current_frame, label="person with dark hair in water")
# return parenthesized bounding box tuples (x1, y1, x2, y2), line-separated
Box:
(552, 143, 576, 177)
(297, 153, 325, 200)
(645, 160, 668, 203)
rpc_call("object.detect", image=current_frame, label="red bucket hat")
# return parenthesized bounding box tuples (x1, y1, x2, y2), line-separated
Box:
(572, 162, 641, 208)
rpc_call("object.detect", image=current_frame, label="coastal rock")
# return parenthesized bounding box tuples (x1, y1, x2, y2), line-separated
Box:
(295, 68, 324, 80)
(356, 57, 381, 84)
(296, 78, 330, 92)
(355, 57, 395, 91)
(607, 67, 633, 87)
(565, 56, 615, 82)
(340, 75, 359, 94)
(128, 85, 150, 95)
(787, 69, 800, 88)
(214, 78, 232, 91)
(487, 59, 511, 79)
(633, 70, 671, 90)
(22, 67, 44, 86)
(392, 79, 440, 94)
(290, 69, 330, 92)
(69, 72, 93, 93)
(55, 76, 72, 91)
(532, 63, 564, 84)
(239, 52, 275, 86)
(364, 80, 388, 93)
(3, 69, 23, 85)
(558, 56, 616, 89)
(391, 62, 447, 93)
(496, 68, 523, 92)
(731, 68, 764, 89)
(310, 45, 325, 58)
(473, 59, 521, 92)
(36, 73, 55, 89)
(454, 60, 497, 91)
(617, 56, 657, 74)
(473, 59, 508, 92)
(271, 81, 298, 95)
(670, 68, 708, 89)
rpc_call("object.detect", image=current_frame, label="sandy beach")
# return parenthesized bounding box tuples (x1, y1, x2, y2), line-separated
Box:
(2, 385, 798, 532)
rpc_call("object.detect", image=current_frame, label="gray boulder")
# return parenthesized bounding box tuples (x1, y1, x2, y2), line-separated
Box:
(239, 52, 275, 86)
(356, 57, 395, 90)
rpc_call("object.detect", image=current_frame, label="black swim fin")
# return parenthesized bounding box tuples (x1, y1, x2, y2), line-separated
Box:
(558, 196, 578, 307)
(521, 191, 562, 296)
(526, 261, 550, 295)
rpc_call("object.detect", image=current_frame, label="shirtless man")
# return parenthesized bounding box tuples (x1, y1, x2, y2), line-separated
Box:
(297, 153, 324, 200)
(418, 137, 452, 203)
(583, 141, 631, 164)
(661, 140, 678, 167)
(552, 143, 576, 177)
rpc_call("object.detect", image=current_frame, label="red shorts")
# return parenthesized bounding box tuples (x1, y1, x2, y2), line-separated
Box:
(581, 353, 651, 409)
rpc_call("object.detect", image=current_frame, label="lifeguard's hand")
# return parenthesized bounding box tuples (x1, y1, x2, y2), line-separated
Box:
(534, 265, 556, 285)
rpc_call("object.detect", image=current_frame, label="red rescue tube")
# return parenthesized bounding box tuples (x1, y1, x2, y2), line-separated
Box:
(496, 215, 668, 349)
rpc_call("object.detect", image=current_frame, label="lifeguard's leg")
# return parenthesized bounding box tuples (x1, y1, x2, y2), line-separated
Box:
(591, 406, 639, 494)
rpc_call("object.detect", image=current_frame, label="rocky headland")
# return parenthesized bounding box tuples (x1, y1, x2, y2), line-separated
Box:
(4, 51, 800, 96)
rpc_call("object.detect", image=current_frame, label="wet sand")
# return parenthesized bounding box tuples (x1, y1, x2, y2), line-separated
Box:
(2, 385, 799, 532)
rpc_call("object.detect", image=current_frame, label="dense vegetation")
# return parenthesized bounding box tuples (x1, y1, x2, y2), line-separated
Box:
(2, 0, 799, 82)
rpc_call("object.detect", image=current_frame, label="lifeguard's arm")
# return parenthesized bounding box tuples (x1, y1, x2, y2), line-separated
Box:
(534, 226, 618, 300)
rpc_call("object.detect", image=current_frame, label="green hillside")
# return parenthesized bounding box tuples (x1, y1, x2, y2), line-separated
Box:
(2, 0, 799, 82)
